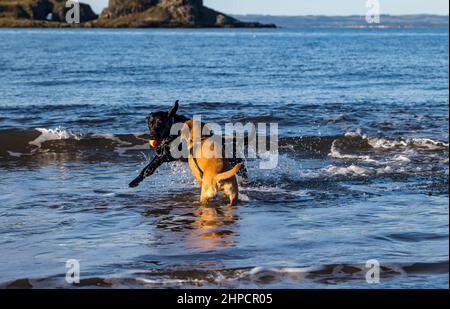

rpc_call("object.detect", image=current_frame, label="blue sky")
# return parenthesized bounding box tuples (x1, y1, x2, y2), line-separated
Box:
(84, 0, 449, 15)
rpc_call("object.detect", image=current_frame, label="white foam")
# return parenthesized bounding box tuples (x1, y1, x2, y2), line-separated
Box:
(92, 133, 148, 156)
(411, 138, 449, 150)
(132, 132, 149, 142)
(238, 193, 250, 201)
(114, 144, 148, 156)
(135, 277, 205, 285)
(344, 130, 363, 137)
(341, 130, 448, 151)
(368, 137, 408, 149)
(376, 166, 393, 174)
(368, 136, 449, 150)
(242, 186, 287, 194)
(29, 127, 78, 148)
(236, 265, 330, 282)
(7, 151, 23, 158)
(91, 133, 131, 145)
(329, 141, 373, 162)
(322, 164, 370, 176)
(393, 154, 411, 163)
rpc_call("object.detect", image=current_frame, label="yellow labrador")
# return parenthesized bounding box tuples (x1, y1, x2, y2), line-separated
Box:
(182, 120, 241, 206)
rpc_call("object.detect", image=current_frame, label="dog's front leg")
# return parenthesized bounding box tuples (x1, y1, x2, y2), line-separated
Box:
(129, 154, 169, 188)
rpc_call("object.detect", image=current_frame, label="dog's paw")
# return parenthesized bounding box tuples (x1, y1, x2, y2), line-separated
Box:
(129, 178, 142, 188)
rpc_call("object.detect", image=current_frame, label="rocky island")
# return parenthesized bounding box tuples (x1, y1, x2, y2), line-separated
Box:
(0, 0, 276, 28)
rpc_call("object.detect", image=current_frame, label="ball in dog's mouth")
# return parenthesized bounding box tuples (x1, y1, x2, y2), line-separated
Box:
(149, 139, 160, 148)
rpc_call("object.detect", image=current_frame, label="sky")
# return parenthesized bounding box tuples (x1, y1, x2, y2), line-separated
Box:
(84, 0, 449, 16)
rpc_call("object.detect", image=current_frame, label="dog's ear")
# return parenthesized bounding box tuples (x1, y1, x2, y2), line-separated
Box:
(168, 100, 179, 117)
(184, 119, 193, 130)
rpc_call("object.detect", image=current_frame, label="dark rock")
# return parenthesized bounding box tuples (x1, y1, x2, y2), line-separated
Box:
(0, 0, 97, 24)
(98, 0, 275, 28)
(29, 0, 54, 20)
(13, 5, 31, 19)
(0, 2, 31, 19)
(0, 0, 274, 28)
(104, 0, 160, 19)
(51, 1, 98, 23)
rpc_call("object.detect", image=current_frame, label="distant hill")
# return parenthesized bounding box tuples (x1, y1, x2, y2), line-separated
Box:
(233, 14, 449, 29)
(96, 0, 275, 28)
(0, 0, 98, 26)
(0, 0, 275, 28)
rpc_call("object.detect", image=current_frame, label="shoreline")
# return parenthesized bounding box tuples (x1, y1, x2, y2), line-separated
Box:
(0, 19, 276, 28)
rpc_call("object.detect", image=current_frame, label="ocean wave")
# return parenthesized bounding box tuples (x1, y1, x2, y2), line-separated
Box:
(2, 261, 447, 288)
(321, 164, 371, 176)
(0, 128, 149, 158)
(0, 128, 447, 170)
(329, 132, 448, 162)
(368, 136, 449, 151)
(29, 127, 79, 148)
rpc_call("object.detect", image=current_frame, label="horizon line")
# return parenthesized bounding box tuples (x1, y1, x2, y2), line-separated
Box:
(230, 13, 449, 17)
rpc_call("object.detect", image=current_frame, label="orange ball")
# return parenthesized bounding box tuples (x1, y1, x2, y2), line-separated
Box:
(149, 140, 160, 148)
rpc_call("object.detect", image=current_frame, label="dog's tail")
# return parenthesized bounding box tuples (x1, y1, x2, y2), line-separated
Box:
(214, 163, 242, 182)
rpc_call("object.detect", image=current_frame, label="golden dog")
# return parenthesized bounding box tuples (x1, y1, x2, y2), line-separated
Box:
(182, 120, 241, 206)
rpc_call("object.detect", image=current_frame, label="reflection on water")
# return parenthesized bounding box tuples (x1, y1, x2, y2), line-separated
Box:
(140, 191, 239, 250)
(190, 204, 237, 249)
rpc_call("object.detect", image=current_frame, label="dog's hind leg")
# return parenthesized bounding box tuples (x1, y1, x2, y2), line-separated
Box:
(188, 157, 203, 186)
(229, 194, 238, 206)
(218, 180, 239, 206)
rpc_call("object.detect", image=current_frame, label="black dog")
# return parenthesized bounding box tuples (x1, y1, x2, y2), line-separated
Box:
(129, 100, 246, 188)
